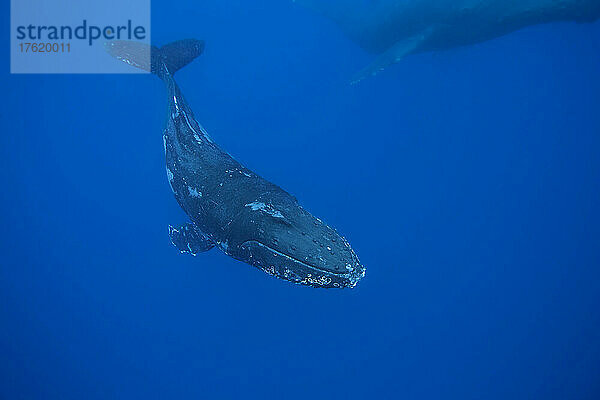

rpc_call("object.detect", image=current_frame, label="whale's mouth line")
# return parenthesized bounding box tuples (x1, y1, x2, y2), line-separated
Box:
(240, 240, 348, 277)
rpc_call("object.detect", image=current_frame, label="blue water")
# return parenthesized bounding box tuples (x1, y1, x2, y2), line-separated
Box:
(2, 1, 600, 399)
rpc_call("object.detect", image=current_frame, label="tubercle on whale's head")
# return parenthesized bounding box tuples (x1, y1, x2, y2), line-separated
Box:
(231, 199, 366, 289)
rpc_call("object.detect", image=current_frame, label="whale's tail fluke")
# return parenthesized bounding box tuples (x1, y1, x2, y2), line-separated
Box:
(105, 39, 205, 79)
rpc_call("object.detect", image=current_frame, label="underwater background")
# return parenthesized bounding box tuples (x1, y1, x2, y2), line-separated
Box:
(1, 1, 600, 399)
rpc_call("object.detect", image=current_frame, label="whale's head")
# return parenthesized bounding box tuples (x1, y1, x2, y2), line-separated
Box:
(229, 195, 366, 289)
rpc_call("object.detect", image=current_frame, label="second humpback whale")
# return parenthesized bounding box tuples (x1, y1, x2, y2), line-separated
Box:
(106, 39, 365, 288)
(294, 0, 600, 82)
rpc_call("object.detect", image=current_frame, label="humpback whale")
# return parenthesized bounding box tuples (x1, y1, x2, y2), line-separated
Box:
(294, 0, 600, 82)
(106, 39, 365, 288)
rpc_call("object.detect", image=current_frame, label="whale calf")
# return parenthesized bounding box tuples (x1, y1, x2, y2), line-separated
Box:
(106, 39, 365, 288)
(294, 0, 600, 82)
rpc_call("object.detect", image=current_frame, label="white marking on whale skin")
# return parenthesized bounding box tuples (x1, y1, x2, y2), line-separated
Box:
(173, 95, 180, 114)
(171, 95, 212, 145)
(245, 201, 285, 219)
(187, 186, 202, 198)
(192, 132, 203, 145)
(166, 167, 175, 192)
(246, 201, 266, 211)
(178, 103, 214, 145)
(197, 123, 214, 144)
(163, 134, 167, 153)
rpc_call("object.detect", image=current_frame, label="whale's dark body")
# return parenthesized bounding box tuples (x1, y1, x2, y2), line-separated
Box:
(294, 0, 600, 82)
(107, 40, 365, 288)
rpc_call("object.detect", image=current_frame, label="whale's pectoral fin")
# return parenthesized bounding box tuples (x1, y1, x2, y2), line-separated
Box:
(351, 28, 433, 85)
(169, 223, 214, 256)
